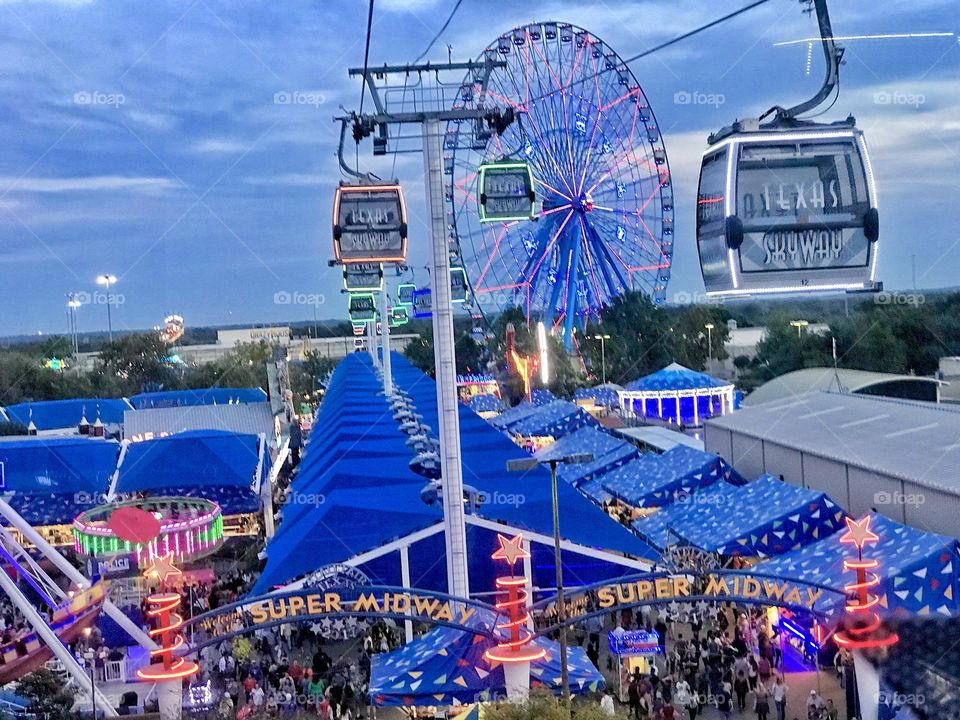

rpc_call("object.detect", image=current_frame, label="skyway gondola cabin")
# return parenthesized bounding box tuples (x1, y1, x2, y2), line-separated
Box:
(333, 183, 408, 264)
(477, 161, 536, 223)
(696, 0, 881, 298)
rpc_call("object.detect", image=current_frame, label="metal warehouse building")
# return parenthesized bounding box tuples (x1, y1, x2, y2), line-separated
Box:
(704, 392, 960, 539)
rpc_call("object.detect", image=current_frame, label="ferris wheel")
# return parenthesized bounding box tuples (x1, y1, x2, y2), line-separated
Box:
(446, 22, 674, 349)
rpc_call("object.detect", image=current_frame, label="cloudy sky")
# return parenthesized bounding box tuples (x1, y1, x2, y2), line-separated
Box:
(0, 0, 956, 336)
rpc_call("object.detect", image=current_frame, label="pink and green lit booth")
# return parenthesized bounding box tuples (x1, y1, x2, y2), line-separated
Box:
(72, 497, 224, 566)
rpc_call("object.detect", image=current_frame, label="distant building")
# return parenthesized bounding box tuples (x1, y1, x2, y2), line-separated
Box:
(744, 368, 944, 406)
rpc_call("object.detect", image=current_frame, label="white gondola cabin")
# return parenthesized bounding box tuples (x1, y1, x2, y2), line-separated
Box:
(333, 183, 408, 264)
(348, 293, 377, 323)
(478, 161, 536, 223)
(343, 263, 384, 292)
(697, 122, 879, 297)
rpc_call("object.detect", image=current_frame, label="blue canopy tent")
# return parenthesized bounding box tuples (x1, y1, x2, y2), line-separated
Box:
(758, 514, 960, 617)
(529, 389, 555, 406)
(573, 384, 622, 408)
(114, 429, 265, 514)
(619, 363, 735, 426)
(600, 445, 745, 509)
(467, 394, 503, 414)
(129, 387, 267, 409)
(369, 608, 603, 706)
(3, 398, 132, 431)
(507, 400, 597, 439)
(537, 426, 639, 491)
(631, 476, 847, 556)
(0, 437, 118, 524)
(489, 402, 544, 431)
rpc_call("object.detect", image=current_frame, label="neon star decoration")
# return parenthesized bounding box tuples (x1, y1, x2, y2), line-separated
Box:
(144, 552, 183, 585)
(484, 534, 546, 665)
(833, 515, 899, 650)
(136, 553, 199, 682)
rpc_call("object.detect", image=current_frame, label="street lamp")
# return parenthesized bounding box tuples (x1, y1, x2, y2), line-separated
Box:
(67, 295, 82, 354)
(96, 274, 117, 342)
(506, 451, 594, 707)
(592, 334, 611, 384)
(790, 319, 809, 339)
(704, 323, 715, 364)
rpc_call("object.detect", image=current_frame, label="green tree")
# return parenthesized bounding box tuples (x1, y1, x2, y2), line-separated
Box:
(94, 333, 177, 394)
(585, 292, 675, 385)
(15, 668, 79, 719)
(183, 342, 272, 390)
(670, 305, 731, 370)
(482, 690, 627, 719)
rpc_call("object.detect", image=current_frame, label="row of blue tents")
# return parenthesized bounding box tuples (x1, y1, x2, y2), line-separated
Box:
(0, 429, 266, 525)
(480, 396, 960, 618)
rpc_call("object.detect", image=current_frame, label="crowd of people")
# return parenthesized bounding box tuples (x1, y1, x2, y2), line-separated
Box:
(591, 604, 841, 720)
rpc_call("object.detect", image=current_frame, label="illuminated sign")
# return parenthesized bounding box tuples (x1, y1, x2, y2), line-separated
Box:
(412, 288, 432, 318)
(478, 162, 536, 222)
(343, 263, 384, 292)
(608, 630, 661, 656)
(348, 293, 377, 323)
(333, 184, 408, 264)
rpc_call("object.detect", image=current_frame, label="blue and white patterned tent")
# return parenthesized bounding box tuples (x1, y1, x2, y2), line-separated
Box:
(129, 387, 267, 409)
(600, 445, 745, 509)
(369, 608, 603, 706)
(573, 385, 622, 408)
(619, 363, 736, 427)
(508, 401, 597, 438)
(631, 476, 847, 556)
(467, 394, 503, 414)
(758, 513, 960, 617)
(489, 402, 544, 431)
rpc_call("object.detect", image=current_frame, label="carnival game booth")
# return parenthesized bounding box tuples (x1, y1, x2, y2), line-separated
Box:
(600, 445, 746, 512)
(370, 607, 603, 707)
(253, 353, 660, 599)
(758, 513, 960, 618)
(2, 397, 132, 434)
(631, 475, 847, 558)
(0, 436, 119, 545)
(112, 429, 266, 535)
(618, 363, 736, 427)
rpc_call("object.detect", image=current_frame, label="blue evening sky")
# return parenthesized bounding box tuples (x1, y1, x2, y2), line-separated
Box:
(0, 0, 956, 336)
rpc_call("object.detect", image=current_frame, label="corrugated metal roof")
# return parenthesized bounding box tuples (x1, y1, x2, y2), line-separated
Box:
(123, 402, 274, 439)
(706, 391, 960, 494)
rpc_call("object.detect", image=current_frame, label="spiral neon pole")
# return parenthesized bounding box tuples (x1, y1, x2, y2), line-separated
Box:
(833, 515, 899, 650)
(484, 533, 546, 664)
(136, 552, 200, 682)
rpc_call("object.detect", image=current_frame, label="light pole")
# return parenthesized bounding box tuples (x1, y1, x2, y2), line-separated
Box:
(704, 323, 714, 365)
(506, 451, 594, 708)
(96, 274, 117, 342)
(592, 334, 611, 384)
(67, 295, 81, 354)
(790, 319, 809, 339)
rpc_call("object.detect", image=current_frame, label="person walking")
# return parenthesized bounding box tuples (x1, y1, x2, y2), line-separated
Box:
(754, 682, 771, 720)
(771, 675, 788, 720)
(734, 670, 749, 712)
(628, 676, 642, 720)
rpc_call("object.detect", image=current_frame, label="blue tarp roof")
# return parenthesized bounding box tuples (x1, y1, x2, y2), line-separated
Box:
(115, 429, 264, 514)
(253, 353, 659, 594)
(508, 400, 597, 438)
(370, 608, 603, 706)
(3, 398, 132, 430)
(601, 444, 745, 509)
(0, 437, 118, 525)
(573, 385, 622, 407)
(467, 393, 503, 413)
(625, 362, 729, 392)
(490, 402, 544, 430)
(759, 513, 960, 617)
(631, 475, 847, 556)
(129, 387, 267, 409)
